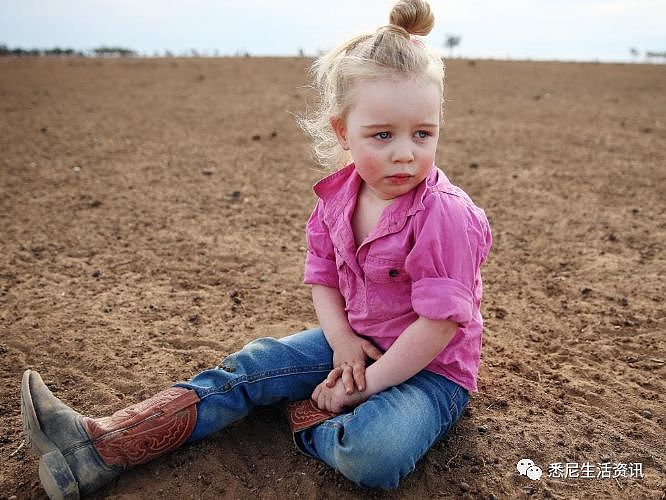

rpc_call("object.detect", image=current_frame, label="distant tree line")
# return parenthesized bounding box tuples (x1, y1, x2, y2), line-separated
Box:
(0, 45, 136, 57)
(630, 47, 666, 62)
(645, 51, 666, 61)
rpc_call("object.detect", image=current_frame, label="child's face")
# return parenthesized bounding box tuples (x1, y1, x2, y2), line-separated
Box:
(332, 75, 440, 201)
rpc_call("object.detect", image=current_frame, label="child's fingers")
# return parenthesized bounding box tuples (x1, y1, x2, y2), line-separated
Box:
(313, 385, 328, 411)
(316, 393, 326, 411)
(352, 364, 366, 392)
(326, 367, 342, 387)
(342, 365, 354, 394)
(321, 392, 337, 413)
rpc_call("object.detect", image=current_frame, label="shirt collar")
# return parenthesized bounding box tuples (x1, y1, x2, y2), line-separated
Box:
(312, 163, 358, 201)
(312, 163, 448, 224)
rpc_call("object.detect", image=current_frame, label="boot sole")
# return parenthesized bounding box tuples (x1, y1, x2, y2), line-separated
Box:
(21, 370, 81, 500)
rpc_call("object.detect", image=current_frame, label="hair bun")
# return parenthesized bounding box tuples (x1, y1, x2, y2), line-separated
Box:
(389, 0, 435, 37)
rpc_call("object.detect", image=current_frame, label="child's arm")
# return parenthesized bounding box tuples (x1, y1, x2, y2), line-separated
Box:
(363, 316, 457, 393)
(312, 315, 457, 412)
(312, 284, 383, 393)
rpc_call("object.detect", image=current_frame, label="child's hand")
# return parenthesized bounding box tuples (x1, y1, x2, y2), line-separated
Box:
(328, 338, 383, 394)
(311, 378, 369, 414)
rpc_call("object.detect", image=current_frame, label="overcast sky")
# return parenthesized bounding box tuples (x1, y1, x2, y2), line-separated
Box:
(1, 0, 664, 61)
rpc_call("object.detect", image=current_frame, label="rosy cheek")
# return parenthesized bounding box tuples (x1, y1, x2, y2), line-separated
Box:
(358, 157, 381, 174)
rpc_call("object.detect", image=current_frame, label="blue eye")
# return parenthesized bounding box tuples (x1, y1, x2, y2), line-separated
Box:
(375, 131, 391, 140)
(415, 130, 431, 139)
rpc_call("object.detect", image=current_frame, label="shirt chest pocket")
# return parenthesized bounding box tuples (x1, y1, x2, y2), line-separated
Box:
(363, 258, 412, 316)
(364, 260, 411, 284)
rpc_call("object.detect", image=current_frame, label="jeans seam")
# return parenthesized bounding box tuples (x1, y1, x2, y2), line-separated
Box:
(199, 364, 332, 397)
(243, 363, 332, 382)
(448, 385, 461, 415)
(318, 420, 343, 430)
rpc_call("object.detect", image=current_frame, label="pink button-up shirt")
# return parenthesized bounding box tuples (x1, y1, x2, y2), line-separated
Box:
(304, 164, 492, 392)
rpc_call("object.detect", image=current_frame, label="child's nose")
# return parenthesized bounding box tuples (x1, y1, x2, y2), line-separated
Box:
(390, 140, 414, 163)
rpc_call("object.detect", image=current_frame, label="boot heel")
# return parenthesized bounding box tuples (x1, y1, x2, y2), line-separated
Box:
(39, 449, 80, 500)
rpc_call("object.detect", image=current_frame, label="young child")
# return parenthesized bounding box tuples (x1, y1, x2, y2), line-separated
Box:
(20, 0, 491, 497)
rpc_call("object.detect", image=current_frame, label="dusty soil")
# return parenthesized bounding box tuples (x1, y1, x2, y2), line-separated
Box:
(0, 56, 664, 499)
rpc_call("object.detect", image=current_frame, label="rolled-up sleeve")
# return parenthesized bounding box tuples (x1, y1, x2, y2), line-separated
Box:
(304, 199, 339, 288)
(405, 193, 491, 327)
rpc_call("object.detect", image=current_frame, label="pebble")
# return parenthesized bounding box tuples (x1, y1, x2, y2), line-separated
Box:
(493, 307, 507, 319)
(641, 410, 653, 419)
(460, 481, 470, 492)
(478, 425, 488, 434)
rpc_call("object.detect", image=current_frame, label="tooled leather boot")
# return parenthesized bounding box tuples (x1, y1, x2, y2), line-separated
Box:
(20, 369, 200, 499)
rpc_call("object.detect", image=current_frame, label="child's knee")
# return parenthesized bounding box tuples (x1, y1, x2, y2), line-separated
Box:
(219, 337, 282, 374)
(332, 436, 410, 489)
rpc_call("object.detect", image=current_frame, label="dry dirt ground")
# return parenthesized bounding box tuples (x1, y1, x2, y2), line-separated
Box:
(1, 57, 664, 499)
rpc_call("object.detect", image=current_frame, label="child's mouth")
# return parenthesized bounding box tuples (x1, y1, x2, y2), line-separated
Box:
(386, 174, 412, 184)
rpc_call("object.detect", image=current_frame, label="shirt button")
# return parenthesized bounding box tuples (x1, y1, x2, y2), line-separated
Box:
(388, 269, 399, 277)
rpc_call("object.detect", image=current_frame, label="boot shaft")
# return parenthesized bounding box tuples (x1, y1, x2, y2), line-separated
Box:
(82, 387, 200, 468)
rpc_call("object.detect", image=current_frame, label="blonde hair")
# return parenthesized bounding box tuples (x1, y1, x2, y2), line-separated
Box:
(299, 0, 444, 170)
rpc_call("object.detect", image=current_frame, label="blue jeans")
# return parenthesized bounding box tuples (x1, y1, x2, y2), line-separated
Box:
(175, 328, 469, 490)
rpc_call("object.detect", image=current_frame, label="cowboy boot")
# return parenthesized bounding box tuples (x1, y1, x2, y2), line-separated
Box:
(20, 369, 200, 499)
